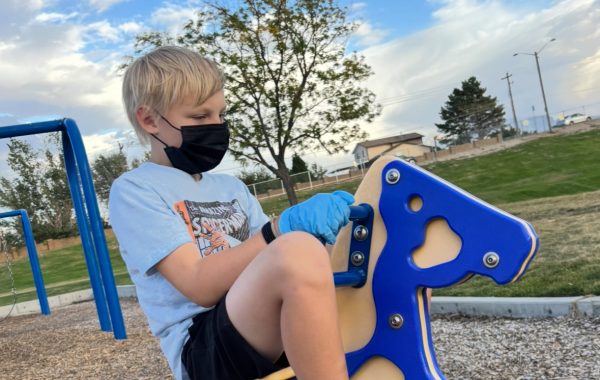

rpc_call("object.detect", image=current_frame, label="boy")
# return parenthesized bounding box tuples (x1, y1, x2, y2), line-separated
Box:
(109, 46, 353, 380)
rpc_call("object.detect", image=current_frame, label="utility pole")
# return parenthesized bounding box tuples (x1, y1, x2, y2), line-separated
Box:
(514, 38, 555, 134)
(501, 72, 520, 135)
(534, 51, 553, 133)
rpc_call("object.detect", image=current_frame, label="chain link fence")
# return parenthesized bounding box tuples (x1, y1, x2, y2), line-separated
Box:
(247, 161, 366, 200)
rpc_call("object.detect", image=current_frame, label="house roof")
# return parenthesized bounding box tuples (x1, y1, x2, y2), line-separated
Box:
(353, 133, 424, 153)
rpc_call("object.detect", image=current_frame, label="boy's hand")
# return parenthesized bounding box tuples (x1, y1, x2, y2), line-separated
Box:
(278, 190, 355, 245)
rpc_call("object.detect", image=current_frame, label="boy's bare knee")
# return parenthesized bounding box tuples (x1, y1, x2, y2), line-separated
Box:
(267, 231, 332, 286)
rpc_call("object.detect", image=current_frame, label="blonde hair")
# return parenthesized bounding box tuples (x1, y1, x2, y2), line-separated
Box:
(122, 46, 224, 143)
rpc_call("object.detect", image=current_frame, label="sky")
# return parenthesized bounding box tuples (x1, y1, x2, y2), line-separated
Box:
(1, 0, 599, 178)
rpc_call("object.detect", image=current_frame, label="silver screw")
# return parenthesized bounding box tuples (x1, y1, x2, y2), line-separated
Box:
(385, 168, 400, 184)
(389, 313, 404, 329)
(351, 251, 365, 266)
(353, 225, 368, 241)
(483, 252, 500, 268)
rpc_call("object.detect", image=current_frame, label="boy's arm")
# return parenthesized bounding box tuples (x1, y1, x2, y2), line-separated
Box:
(156, 190, 355, 307)
(156, 232, 267, 307)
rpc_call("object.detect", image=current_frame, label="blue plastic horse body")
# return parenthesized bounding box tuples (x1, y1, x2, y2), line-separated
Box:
(344, 159, 539, 379)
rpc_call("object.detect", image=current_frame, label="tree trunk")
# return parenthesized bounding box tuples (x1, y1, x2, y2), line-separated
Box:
(277, 162, 298, 206)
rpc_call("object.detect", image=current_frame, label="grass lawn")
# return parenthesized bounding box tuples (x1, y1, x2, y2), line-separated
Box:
(424, 129, 600, 204)
(1, 128, 599, 306)
(434, 190, 600, 297)
(0, 235, 132, 306)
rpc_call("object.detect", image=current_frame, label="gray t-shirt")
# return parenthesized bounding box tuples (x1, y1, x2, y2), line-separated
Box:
(109, 162, 268, 380)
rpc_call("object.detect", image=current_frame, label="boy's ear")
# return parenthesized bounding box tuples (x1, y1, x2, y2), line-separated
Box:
(135, 106, 160, 134)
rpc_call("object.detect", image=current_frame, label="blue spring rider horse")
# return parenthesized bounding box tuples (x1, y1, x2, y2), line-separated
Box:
(264, 156, 539, 380)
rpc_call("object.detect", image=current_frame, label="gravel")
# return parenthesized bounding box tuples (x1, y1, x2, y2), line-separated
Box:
(0, 299, 598, 379)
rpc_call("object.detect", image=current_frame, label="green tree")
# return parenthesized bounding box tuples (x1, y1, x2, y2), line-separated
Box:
(290, 153, 309, 175)
(40, 149, 74, 236)
(237, 166, 274, 185)
(130, 151, 151, 169)
(309, 162, 327, 180)
(92, 143, 129, 204)
(131, 0, 380, 205)
(0, 137, 77, 246)
(436, 76, 505, 144)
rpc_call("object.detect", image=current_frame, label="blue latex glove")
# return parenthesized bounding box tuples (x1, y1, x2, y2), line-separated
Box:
(278, 190, 355, 245)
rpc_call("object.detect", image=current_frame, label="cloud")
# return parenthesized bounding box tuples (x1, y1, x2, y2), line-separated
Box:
(571, 48, 600, 100)
(359, 0, 600, 142)
(349, 2, 367, 12)
(118, 21, 143, 34)
(353, 21, 389, 47)
(0, 3, 129, 140)
(88, 0, 128, 13)
(85, 20, 121, 42)
(82, 131, 122, 157)
(150, 1, 202, 34)
(34, 11, 79, 23)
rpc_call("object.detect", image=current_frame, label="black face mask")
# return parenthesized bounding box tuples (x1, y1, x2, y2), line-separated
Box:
(152, 115, 230, 175)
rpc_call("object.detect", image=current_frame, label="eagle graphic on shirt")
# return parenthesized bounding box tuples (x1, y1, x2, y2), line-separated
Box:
(174, 199, 250, 257)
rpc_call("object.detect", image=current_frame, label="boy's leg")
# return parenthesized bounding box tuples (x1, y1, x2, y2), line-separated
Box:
(225, 231, 348, 380)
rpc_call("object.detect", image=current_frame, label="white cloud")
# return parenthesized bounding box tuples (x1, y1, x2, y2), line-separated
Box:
(118, 21, 143, 34)
(34, 11, 79, 23)
(349, 2, 367, 12)
(88, 0, 128, 13)
(359, 0, 600, 141)
(0, 2, 128, 139)
(353, 21, 389, 47)
(82, 131, 121, 156)
(19, 0, 46, 11)
(85, 20, 121, 42)
(151, 1, 202, 34)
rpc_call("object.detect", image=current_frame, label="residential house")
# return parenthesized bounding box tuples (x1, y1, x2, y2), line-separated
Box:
(352, 133, 431, 165)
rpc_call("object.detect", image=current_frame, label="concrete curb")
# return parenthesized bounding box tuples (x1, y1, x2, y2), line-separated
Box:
(430, 296, 600, 318)
(0, 286, 138, 318)
(1, 285, 598, 318)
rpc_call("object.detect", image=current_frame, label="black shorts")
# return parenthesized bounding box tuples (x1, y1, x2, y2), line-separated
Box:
(181, 298, 290, 380)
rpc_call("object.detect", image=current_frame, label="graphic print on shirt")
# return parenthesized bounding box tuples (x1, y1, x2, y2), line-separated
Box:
(174, 199, 250, 257)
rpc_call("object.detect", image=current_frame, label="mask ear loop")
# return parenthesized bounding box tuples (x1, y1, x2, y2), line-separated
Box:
(150, 114, 179, 147)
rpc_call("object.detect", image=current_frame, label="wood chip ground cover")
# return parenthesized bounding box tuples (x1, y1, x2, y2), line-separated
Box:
(0, 300, 598, 379)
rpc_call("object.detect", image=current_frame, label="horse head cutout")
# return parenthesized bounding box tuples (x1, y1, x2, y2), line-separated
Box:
(330, 156, 539, 380)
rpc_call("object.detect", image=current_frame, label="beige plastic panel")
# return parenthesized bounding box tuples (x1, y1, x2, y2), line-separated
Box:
(351, 357, 405, 380)
(331, 157, 394, 353)
(412, 218, 461, 269)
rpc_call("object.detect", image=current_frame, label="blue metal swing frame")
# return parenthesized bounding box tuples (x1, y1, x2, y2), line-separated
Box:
(0, 209, 50, 315)
(0, 118, 126, 339)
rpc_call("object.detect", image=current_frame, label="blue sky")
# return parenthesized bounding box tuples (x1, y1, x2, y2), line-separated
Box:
(1, 0, 600, 178)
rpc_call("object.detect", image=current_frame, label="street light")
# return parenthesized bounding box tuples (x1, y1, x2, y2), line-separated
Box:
(514, 38, 556, 133)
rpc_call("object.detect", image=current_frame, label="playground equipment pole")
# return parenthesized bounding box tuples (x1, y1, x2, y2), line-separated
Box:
(0, 210, 50, 315)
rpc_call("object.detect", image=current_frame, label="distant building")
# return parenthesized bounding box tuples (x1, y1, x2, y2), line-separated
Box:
(520, 115, 556, 133)
(352, 133, 431, 166)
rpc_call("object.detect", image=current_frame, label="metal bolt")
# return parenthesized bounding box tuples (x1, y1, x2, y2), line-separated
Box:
(389, 313, 404, 329)
(351, 251, 365, 266)
(483, 252, 500, 268)
(385, 168, 400, 184)
(353, 225, 369, 241)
